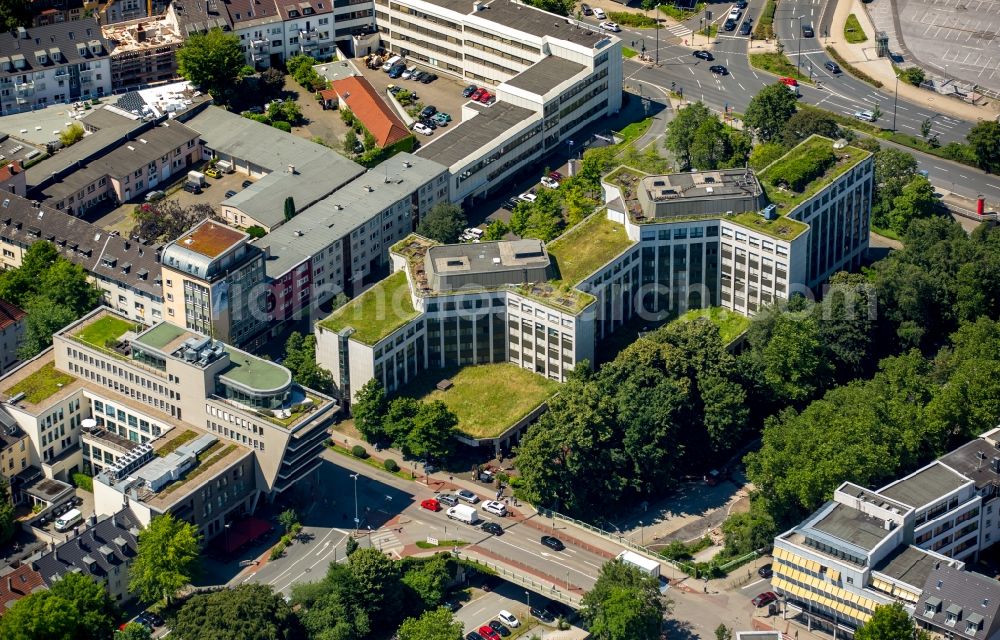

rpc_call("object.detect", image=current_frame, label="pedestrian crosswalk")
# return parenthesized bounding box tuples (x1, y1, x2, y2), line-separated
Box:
(368, 528, 404, 558)
(665, 23, 692, 37)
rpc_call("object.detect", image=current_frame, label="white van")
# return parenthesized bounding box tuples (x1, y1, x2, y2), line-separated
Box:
(446, 505, 481, 524)
(55, 508, 82, 531)
(382, 55, 403, 72)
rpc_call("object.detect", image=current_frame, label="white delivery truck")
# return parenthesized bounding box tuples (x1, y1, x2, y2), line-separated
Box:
(617, 550, 661, 578)
(446, 504, 481, 525)
(55, 508, 83, 531)
(187, 170, 206, 186)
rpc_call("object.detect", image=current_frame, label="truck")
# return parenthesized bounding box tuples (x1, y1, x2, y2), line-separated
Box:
(187, 170, 206, 187)
(446, 504, 481, 525)
(617, 550, 661, 578)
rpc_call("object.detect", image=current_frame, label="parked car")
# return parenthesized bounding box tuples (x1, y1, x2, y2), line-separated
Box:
(144, 190, 165, 202)
(693, 50, 714, 60)
(457, 488, 480, 504)
(387, 84, 403, 94)
(739, 20, 752, 35)
(413, 122, 433, 135)
(489, 621, 511, 637)
(724, 18, 737, 31)
(599, 21, 621, 32)
(183, 182, 201, 194)
(466, 634, 485, 640)
(141, 611, 164, 627)
(593, 6, 606, 18)
(518, 192, 537, 203)
(483, 95, 496, 106)
(420, 118, 438, 130)
(709, 64, 728, 75)
(498, 610, 520, 628)
(388, 65, 405, 78)
(481, 521, 504, 535)
(479, 626, 501, 640)
(420, 498, 441, 511)
(549, 171, 563, 181)
(225, 189, 238, 198)
(854, 110, 876, 122)
(482, 500, 507, 516)
(758, 563, 773, 578)
(402, 66, 417, 79)
(421, 73, 438, 83)
(752, 591, 778, 608)
(540, 176, 559, 189)
(437, 493, 459, 507)
(478, 91, 494, 104)
(531, 607, 555, 623)
(825, 60, 842, 73)
(802, 22, 814, 37)
(463, 84, 478, 97)
(242, 180, 253, 188)
(581, 2, 593, 14)
(420, 105, 437, 119)
(433, 112, 452, 125)
(470, 87, 486, 101)
(541, 535, 565, 551)
(204, 167, 222, 178)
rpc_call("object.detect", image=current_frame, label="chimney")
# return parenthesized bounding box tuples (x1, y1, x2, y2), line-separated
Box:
(287, 164, 296, 174)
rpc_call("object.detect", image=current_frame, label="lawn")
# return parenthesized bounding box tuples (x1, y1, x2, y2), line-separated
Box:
(700, 24, 718, 39)
(758, 136, 871, 214)
(400, 363, 559, 439)
(748, 53, 814, 85)
(670, 307, 751, 343)
(319, 270, 418, 345)
(548, 213, 635, 287)
(74, 315, 134, 351)
(659, 1, 704, 21)
(609, 11, 658, 28)
(623, 47, 639, 59)
(156, 429, 198, 457)
(845, 13, 867, 43)
(4, 363, 76, 404)
(617, 117, 653, 144)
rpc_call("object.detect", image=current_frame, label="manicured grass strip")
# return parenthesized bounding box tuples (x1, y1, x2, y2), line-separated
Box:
(825, 46, 883, 88)
(74, 316, 134, 350)
(670, 307, 752, 344)
(327, 443, 417, 481)
(156, 429, 198, 457)
(872, 225, 903, 242)
(617, 117, 653, 143)
(845, 14, 867, 43)
(319, 270, 418, 345)
(4, 363, 76, 404)
(749, 52, 815, 85)
(548, 212, 635, 287)
(659, 1, 704, 22)
(623, 47, 639, 59)
(415, 539, 468, 549)
(609, 11, 658, 28)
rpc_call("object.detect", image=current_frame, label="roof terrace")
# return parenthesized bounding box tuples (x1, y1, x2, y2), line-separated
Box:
(318, 270, 419, 346)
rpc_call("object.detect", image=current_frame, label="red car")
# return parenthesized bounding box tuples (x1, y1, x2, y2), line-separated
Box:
(478, 91, 493, 104)
(420, 498, 441, 512)
(479, 626, 502, 640)
(469, 87, 486, 101)
(779, 76, 799, 87)
(549, 171, 563, 182)
(752, 591, 778, 608)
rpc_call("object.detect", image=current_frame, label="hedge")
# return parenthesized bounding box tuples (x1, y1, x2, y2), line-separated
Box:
(826, 46, 883, 88)
(753, 0, 777, 40)
(351, 444, 368, 458)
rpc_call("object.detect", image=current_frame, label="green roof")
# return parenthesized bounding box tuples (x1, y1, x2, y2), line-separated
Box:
(4, 362, 76, 405)
(400, 363, 559, 439)
(758, 135, 871, 216)
(74, 315, 134, 351)
(728, 210, 810, 241)
(670, 306, 751, 344)
(134, 323, 189, 351)
(319, 270, 419, 346)
(548, 212, 635, 288)
(220, 349, 291, 392)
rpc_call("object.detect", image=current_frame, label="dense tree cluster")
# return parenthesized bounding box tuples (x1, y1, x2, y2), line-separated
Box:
(171, 584, 305, 640)
(581, 559, 667, 640)
(665, 102, 751, 170)
(283, 332, 334, 394)
(416, 202, 467, 244)
(855, 603, 931, 640)
(129, 514, 201, 605)
(131, 201, 218, 244)
(353, 380, 459, 461)
(176, 29, 246, 100)
(0, 573, 120, 640)
(0, 241, 101, 359)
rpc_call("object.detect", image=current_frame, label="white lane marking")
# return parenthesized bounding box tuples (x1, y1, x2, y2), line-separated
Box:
(742, 577, 767, 590)
(738, 82, 746, 91)
(933, 166, 950, 172)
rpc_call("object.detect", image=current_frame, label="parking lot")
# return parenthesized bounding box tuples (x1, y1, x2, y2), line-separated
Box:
(454, 580, 554, 637)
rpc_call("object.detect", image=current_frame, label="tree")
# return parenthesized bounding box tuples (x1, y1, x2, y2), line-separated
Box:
(401, 554, 454, 609)
(115, 623, 153, 640)
(343, 132, 358, 156)
(744, 83, 798, 142)
(282, 332, 334, 393)
(279, 508, 299, 534)
(284, 196, 296, 221)
(129, 513, 201, 604)
(855, 603, 929, 640)
(483, 220, 510, 240)
(720, 505, 776, 556)
(59, 123, 85, 147)
(872, 103, 882, 121)
(176, 28, 245, 98)
(417, 202, 467, 243)
(0, 478, 14, 544)
(0, 572, 119, 640)
(523, 0, 575, 15)
(18, 297, 78, 359)
(406, 401, 458, 460)
(887, 175, 938, 235)
(715, 624, 734, 640)
(967, 120, 1000, 173)
(352, 379, 389, 443)
(689, 117, 732, 170)
(921, 118, 933, 139)
(899, 66, 925, 86)
(171, 583, 305, 640)
(581, 560, 666, 640)
(347, 547, 402, 616)
(744, 313, 833, 405)
(665, 101, 713, 169)
(781, 109, 841, 147)
(42, 258, 102, 315)
(131, 200, 217, 243)
(871, 147, 918, 228)
(247, 225, 267, 239)
(0, 0, 30, 31)
(259, 67, 285, 99)
(363, 130, 378, 151)
(398, 607, 463, 640)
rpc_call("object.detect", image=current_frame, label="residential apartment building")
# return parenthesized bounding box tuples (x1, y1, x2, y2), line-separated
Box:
(30, 0, 93, 27)
(0, 299, 27, 376)
(0, 160, 27, 197)
(0, 412, 31, 485)
(160, 220, 268, 348)
(103, 15, 183, 90)
(770, 427, 1000, 639)
(0, 562, 45, 614)
(0, 306, 337, 541)
(318, 136, 873, 405)
(0, 21, 112, 116)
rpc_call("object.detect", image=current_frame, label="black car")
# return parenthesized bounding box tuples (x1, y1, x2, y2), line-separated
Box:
(541, 535, 565, 551)
(444, 600, 461, 612)
(419, 105, 437, 119)
(735, 0, 747, 7)
(421, 73, 438, 83)
(242, 180, 253, 188)
(420, 118, 437, 130)
(693, 50, 714, 61)
(758, 563, 773, 578)
(466, 633, 485, 640)
(739, 20, 752, 35)
(183, 182, 201, 194)
(225, 189, 238, 198)
(825, 60, 842, 73)
(531, 607, 555, 623)
(463, 84, 478, 97)
(411, 70, 427, 82)
(489, 621, 511, 637)
(482, 521, 504, 536)
(802, 23, 814, 37)
(581, 2, 593, 14)
(388, 84, 403, 94)
(138, 611, 164, 627)
(709, 64, 728, 75)
(723, 18, 737, 31)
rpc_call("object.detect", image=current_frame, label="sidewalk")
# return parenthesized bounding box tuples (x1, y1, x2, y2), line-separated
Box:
(823, 0, 998, 122)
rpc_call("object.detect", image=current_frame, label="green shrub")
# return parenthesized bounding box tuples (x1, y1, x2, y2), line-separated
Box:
(351, 444, 368, 458)
(383, 458, 399, 472)
(71, 473, 93, 492)
(766, 145, 836, 191)
(608, 11, 657, 28)
(272, 121, 292, 133)
(246, 225, 266, 239)
(270, 541, 287, 560)
(753, 0, 776, 40)
(899, 66, 925, 86)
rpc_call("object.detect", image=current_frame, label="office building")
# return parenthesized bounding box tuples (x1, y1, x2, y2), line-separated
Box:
(0, 20, 111, 116)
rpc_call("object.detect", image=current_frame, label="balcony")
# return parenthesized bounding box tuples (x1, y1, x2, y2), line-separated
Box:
(299, 28, 318, 39)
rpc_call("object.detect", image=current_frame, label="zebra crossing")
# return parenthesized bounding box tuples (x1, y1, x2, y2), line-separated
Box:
(367, 528, 404, 558)
(665, 23, 693, 38)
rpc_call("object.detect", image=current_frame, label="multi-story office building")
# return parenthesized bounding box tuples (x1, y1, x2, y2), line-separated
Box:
(0, 306, 337, 540)
(318, 136, 873, 405)
(400, 0, 622, 205)
(0, 21, 111, 116)
(770, 427, 1000, 639)
(160, 220, 268, 347)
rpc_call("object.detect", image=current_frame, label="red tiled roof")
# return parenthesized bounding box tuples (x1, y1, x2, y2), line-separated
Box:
(0, 299, 25, 332)
(0, 563, 46, 614)
(326, 76, 411, 149)
(0, 160, 22, 183)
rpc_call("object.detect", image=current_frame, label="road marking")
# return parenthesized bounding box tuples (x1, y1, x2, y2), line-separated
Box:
(738, 82, 746, 91)
(742, 577, 767, 590)
(689, 67, 695, 75)
(584, 560, 602, 569)
(934, 165, 951, 172)
(697, 79, 703, 88)
(959, 174, 970, 179)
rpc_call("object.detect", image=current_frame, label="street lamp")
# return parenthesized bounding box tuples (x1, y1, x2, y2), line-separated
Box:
(796, 15, 806, 73)
(638, 519, 644, 545)
(525, 590, 531, 611)
(893, 73, 900, 131)
(655, 4, 660, 65)
(350, 472, 360, 532)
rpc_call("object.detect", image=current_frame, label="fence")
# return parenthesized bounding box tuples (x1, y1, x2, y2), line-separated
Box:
(460, 554, 582, 606)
